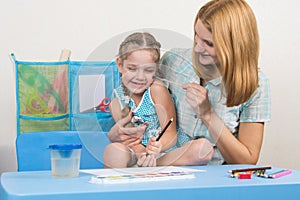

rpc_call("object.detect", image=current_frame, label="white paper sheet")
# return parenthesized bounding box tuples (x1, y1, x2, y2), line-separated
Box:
(78, 74, 105, 112)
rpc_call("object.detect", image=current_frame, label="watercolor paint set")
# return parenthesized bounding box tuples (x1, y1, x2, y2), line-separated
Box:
(85, 166, 204, 184)
(89, 171, 195, 184)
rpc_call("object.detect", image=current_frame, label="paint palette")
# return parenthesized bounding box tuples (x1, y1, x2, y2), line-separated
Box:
(90, 171, 195, 184)
(86, 166, 202, 184)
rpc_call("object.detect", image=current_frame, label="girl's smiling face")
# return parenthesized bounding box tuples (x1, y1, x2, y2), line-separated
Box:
(194, 19, 218, 66)
(117, 49, 157, 96)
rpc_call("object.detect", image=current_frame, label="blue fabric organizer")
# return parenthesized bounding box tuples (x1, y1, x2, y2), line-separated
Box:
(12, 54, 120, 135)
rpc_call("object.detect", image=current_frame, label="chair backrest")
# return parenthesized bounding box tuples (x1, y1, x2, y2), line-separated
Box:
(16, 131, 111, 171)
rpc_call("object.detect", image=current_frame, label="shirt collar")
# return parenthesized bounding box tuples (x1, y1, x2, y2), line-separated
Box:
(204, 77, 222, 86)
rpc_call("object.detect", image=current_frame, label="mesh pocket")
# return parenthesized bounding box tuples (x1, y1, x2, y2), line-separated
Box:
(17, 63, 69, 115)
(70, 113, 114, 132)
(19, 115, 69, 133)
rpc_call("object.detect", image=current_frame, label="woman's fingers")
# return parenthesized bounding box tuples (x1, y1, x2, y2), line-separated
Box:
(117, 111, 133, 127)
(127, 137, 143, 147)
(182, 82, 211, 117)
(121, 124, 147, 137)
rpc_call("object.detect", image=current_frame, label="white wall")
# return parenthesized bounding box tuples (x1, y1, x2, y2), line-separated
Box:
(1, 0, 299, 173)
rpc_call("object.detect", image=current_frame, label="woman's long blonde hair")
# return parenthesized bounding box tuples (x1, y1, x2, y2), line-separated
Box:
(192, 0, 259, 107)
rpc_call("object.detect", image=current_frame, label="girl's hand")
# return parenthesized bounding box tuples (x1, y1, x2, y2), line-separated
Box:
(146, 137, 162, 158)
(136, 137, 162, 167)
(137, 153, 156, 167)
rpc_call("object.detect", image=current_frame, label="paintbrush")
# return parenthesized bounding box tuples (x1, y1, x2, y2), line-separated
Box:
(156, 118, 173, 141)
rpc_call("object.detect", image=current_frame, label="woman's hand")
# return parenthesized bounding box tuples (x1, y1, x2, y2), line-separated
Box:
(108, 112, 147, 146)
(182, 83, 212, 121)
(182, 82, 223, 142)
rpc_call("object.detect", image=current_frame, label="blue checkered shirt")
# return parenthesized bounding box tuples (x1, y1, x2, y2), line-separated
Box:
(159, 48, 271, 164)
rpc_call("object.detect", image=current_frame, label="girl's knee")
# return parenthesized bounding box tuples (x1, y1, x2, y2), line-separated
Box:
(103, 143, 133, 168)
(103, 143, 129, 161)
(104, 143, 128, 156)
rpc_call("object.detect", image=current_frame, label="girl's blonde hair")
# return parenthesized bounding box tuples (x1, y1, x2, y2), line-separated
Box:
(192, 0, 259, 107)
(118, 32, 161, 63)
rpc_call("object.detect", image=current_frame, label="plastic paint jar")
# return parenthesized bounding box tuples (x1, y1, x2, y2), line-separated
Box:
(49, 144, 82, 178)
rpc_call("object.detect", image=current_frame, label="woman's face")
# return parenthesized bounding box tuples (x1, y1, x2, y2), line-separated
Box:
(117, 49, 156, 96)
(194, 19, 218, 66)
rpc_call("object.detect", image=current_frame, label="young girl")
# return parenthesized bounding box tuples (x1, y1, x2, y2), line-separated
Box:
(103, 32, 214, 168)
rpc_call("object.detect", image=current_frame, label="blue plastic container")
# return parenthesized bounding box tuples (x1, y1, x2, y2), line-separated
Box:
(49, 144, 82, 178)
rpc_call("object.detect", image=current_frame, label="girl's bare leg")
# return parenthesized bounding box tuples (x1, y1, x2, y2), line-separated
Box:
(157, 138, 214, 166)
(103, 142, 132, 168)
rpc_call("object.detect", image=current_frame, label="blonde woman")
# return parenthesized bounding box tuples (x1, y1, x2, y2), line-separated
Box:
(159, 0, 271, 165)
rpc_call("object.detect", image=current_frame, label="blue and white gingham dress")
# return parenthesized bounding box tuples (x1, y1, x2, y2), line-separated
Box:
(114, 85, 161, 146)
(114, 85, 188, 151)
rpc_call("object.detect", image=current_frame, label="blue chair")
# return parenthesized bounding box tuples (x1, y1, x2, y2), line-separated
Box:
(16, 131, 111, 171)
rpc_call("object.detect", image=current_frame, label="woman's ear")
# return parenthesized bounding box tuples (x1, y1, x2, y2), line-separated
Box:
(116, 58, 123, 74)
